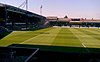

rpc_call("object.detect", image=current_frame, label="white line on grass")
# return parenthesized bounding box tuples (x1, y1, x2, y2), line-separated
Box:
(82, 43, 86, 48)
(69, 28, 90, 53)
(20, 34, 43, 44)
(20, 28, 61, 45)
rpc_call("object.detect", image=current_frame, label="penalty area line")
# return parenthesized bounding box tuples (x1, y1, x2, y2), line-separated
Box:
(82, 43, 86, 48)
(81, 43, 90, 53)
(20, 34, 43, 44)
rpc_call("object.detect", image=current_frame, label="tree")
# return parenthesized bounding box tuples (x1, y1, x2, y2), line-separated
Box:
(64, 15, 68, 18)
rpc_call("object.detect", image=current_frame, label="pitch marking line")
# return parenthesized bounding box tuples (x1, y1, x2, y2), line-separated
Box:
(20, 31, 52, 44)
(20, 34, 43, 44)
(69, 28, 90, 53)
(20, 28, 61, 44)
(82, 43, 86, 48)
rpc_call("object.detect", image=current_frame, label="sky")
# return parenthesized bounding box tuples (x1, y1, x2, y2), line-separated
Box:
(0, 0, 100, 19)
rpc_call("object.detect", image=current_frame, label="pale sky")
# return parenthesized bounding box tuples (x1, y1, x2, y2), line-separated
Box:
(0, 0, 100, 19)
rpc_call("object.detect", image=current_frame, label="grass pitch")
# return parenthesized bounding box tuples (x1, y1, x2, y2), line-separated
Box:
(0, 27, 100, 52)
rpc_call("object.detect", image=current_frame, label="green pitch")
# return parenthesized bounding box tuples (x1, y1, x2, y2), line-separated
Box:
(0, 27, 100, 52)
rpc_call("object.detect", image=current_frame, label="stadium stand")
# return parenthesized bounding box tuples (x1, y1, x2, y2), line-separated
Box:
(46, 16, 100, 28)
(0, 26, 11, 39)
(0, 3, 46, 31)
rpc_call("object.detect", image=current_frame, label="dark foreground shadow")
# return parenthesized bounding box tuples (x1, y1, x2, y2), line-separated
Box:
(7, 44, 100, 62)
(0, 46, 39, 62)
(0, 32, 12, 39)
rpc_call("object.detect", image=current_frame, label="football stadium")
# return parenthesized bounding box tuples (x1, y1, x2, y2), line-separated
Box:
(0, 2, 100, 62)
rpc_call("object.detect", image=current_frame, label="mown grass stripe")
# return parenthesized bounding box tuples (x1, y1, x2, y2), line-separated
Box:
(70, 28, 100, 48)
(81, 28, 100, 34)
(53, 28, 82, 47)
(0, 28, 52, 46)
(77, 28, 100, 40)
(21, 28, 61, 45)
(88, 28, 100, 32)
(69, 28, 90, 53)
